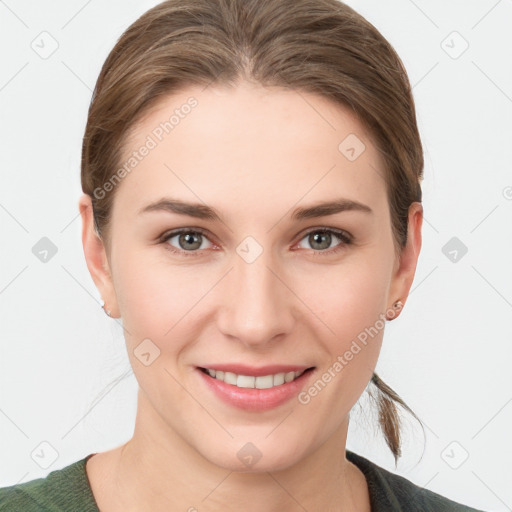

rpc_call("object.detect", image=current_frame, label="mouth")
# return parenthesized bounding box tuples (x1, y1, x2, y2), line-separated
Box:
(198, 366, 314, 389)
(196, 365, 316, 411)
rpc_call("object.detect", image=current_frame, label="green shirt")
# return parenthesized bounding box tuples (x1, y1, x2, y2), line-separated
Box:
(0, 450, 484, 511)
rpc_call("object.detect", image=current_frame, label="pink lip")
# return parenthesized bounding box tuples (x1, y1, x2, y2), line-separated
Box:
(196, 366, 315, 412)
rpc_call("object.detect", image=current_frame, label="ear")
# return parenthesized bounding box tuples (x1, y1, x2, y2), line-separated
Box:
(78, 193, 120, 318)
(386, 202, 423, 318)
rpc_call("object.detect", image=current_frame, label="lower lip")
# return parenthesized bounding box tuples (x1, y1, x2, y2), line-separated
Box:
(197, 368, 315, 411)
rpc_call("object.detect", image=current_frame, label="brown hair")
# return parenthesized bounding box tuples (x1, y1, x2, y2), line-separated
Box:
(81, 0, 424, 464)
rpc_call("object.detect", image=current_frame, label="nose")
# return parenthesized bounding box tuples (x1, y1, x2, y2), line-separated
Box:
(216, 248, 295, 349)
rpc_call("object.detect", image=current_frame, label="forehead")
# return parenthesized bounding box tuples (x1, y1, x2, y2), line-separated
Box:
(112, 81, 388, 221)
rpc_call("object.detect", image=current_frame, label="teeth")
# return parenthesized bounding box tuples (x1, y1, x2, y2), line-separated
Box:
(237, 375, 255, 388)
(224, 372, 237, 385)
(203, 368, 307, 389)
(255, 375, 274, 389)
(273, 373, 285, 386)
(284, 371, 295, 383)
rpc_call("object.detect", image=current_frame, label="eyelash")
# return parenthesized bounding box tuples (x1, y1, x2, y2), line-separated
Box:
(158, 227, 352, 258)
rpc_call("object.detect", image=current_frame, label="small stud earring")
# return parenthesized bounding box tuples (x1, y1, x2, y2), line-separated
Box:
(386, 300, 403, 320)
(100, 299, 112, 317)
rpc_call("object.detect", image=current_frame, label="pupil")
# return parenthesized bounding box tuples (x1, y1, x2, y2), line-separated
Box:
(312, 232, 330, 250)
(182, 232, 200, 249)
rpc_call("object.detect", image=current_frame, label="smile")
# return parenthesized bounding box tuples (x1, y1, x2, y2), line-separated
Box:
(199, 367, 308, 389)
(197, 365, 316, 411)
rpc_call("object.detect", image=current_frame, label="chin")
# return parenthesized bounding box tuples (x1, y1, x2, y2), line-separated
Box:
(200, 439, 309, 473)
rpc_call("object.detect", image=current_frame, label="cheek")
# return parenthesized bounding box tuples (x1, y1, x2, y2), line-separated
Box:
(114, 251, 186, 368)
(293, 248, 393, 406)
(112, 248, 186, 338)
(294, 262, 390, 434)
(298, 251, 393, 345)
(112, 249, 218, 372)
(112, 253, 197, 402)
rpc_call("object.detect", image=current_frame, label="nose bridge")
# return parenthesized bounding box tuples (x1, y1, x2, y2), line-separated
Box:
(218, 244, 293, 347)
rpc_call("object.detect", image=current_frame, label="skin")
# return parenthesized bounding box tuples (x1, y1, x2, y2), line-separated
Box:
(79, 80, 422, 511)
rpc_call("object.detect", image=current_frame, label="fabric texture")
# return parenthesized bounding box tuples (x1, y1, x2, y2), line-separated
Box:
(0, 454, 98, 512)
(0, 450, 485, 511)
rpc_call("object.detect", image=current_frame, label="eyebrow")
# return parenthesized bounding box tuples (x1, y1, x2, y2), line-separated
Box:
(138, 197, 373, 221)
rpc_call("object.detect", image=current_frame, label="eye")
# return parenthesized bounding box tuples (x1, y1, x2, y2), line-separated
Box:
(159, 227, 352, 258)
(296, 228, 352, 256)
(160, 228, 215, 256)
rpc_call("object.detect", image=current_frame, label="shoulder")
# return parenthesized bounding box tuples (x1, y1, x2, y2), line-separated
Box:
(0, 484, 42, 511)
(0, 455, 99, 512)
(346, 450, 486, 512)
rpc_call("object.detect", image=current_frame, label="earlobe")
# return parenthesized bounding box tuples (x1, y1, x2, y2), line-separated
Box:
(385, 300, 403, 320)
(386, 202, 423, 319)
(78, 194, 120, 318)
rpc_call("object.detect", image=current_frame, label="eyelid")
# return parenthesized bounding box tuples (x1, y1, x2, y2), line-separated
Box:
(295, 226, 353, 244)
(159, 226, 353, 256)
(159, 227, 218, 251)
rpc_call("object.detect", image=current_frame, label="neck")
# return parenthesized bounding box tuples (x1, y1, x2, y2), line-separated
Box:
(110, 389, 369, 512)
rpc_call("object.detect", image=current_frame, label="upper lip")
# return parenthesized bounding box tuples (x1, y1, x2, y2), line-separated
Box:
(198, 364, 314, 377)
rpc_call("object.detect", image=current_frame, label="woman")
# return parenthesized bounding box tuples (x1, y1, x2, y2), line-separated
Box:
(0, 0, 486, 510)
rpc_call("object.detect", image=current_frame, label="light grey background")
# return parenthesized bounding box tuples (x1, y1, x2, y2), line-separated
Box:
(0, 1, 511, 510)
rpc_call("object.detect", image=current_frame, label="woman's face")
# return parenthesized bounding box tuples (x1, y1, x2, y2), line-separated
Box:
(81, 81, 421, 471)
